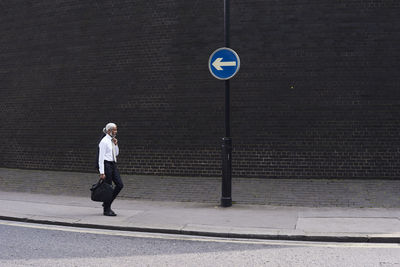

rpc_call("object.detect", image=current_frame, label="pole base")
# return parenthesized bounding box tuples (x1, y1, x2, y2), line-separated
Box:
(221, 197, 232, 207)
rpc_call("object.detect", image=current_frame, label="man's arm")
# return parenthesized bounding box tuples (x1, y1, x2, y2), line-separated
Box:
(98, 141, 106, 179)
(112, 138, 119, 156)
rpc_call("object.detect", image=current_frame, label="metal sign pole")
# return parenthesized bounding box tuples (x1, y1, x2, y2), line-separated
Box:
(221, 0, 232, 207)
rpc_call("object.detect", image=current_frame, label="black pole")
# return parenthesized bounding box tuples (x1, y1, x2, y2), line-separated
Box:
(221, 0, 232, 207)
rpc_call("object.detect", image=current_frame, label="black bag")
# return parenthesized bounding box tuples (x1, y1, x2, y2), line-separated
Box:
(90, 179, 114, 203)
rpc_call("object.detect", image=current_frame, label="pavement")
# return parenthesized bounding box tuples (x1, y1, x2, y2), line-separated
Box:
(0, 190, 399, 243)
(1, 168, 400, 208)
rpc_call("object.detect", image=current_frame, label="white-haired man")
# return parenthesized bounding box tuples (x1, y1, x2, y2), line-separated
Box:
(98, 122, 124, 216)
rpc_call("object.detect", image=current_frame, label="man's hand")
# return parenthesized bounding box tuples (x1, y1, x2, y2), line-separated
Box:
(112, 138, 118, 145)
(99, 174, 106, 180)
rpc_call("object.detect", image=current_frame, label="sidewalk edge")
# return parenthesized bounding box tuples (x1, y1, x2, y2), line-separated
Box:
(1, 215, 399, 244)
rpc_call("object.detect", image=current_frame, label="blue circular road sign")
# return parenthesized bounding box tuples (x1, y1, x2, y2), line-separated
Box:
(209, 47, 240, 80)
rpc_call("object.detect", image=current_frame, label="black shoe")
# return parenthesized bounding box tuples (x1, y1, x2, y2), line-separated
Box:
(103, 209, 117, 216)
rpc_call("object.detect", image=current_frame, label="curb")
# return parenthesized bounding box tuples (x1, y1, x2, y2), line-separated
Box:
(1, 215, 399, 244)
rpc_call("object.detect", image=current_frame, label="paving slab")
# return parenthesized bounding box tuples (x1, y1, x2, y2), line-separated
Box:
(297, 217, 400, 233)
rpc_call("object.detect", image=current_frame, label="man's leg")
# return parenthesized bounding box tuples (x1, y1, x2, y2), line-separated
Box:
(103, 162, 114, 212)
(110, 165, 124, 205)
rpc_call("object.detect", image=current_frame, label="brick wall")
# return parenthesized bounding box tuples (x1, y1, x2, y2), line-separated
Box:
(0, 0, 399, 179)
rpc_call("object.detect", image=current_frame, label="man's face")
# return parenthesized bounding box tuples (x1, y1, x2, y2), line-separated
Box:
(110, 126, 118, 137)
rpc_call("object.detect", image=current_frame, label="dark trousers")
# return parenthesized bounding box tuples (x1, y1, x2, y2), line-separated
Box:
(103, 161, 124, 210)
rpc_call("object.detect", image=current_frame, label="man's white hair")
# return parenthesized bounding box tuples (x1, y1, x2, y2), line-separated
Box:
(103, 122, 117, 134)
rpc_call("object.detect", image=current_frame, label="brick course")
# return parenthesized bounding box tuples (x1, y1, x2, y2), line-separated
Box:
(0, 0, 399, 179)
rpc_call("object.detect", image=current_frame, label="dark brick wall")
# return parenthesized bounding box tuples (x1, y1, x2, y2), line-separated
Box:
(0, 0, 399, 179)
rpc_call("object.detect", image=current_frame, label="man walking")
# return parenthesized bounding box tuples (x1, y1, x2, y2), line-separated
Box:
(98, 122, 124, 216)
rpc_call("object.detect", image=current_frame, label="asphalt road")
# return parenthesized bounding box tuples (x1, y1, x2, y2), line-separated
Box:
(0, 220, 399, 267)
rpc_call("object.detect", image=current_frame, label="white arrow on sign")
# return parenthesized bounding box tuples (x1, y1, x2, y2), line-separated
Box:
(212, 57, 237, 71)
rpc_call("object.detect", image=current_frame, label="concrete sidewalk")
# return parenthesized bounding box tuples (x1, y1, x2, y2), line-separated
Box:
(1, 168, 400, 207)
(0, 191, 399, 243)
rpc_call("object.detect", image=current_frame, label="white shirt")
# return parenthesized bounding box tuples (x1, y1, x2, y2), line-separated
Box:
(98, 134, 119, 174)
